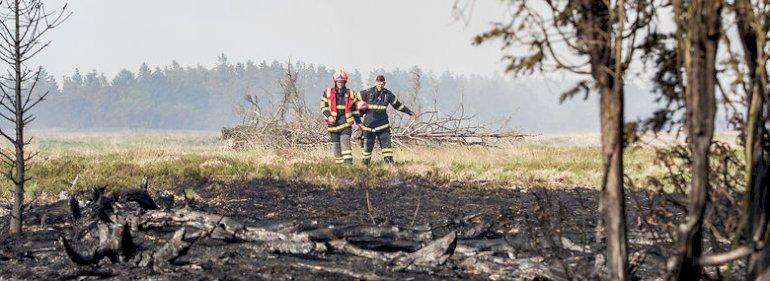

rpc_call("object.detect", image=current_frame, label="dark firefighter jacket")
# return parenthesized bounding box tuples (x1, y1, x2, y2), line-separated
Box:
(359, 87, 413, 132)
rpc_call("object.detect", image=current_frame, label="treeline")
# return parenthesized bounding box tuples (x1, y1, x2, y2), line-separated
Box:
(30, 54, 655, 132)
(29, 55, 503, 130)
(34, 55, 354, 130)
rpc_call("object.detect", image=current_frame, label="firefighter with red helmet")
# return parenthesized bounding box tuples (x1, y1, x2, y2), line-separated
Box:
(320, 68, 363, 164)
(359, 75, 416, 165)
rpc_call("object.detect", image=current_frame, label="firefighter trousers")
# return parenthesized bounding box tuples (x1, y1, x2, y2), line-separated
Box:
(330, 127, 353, 164)
(362, 128, 393, 165)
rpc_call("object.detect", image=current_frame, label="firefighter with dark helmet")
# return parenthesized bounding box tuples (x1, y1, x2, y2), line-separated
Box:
(320, 68, 363, 164)
(358, 75, 416, 165)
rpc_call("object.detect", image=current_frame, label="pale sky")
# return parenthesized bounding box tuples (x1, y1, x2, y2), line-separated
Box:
(34, 0, 511, 78)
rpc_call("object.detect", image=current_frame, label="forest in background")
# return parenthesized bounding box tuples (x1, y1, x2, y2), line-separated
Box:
(28, 54, 657, 133)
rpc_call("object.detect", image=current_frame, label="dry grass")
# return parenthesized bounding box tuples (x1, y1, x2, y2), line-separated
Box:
(0, 131, 675, 201)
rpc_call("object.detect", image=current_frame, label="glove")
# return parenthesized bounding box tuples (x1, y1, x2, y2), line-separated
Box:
(324, 116, 335, 125)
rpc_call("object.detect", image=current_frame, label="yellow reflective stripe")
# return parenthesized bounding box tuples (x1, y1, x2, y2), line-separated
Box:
(362, 151, 372, 156)
(321, 97, 329, 102)
(327, 123, 351, 132)
(352, 112, 360, 115)
(381, 148, 393, 153)
(361, 123, 391, 132)
(376, 124, 390, 131)
(368, 104, 388, 110)
(396, 103, 405, 110)
(336, 105, 347, 109)
(341, 150, 352, 154)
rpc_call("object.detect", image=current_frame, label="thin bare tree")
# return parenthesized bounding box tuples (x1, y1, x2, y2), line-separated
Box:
(0, 0, 69, 234)
(275, 62, 307, 123)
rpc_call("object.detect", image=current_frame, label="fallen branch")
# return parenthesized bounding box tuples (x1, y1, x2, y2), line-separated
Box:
(291, 262, 392, 281)
(698, 245, 757, 266)
(327, 239, 401, 262)
(392, 231, 457, 270)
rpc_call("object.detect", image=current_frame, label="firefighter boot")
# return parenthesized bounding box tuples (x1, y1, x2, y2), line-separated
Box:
(362, 137, 375, 166)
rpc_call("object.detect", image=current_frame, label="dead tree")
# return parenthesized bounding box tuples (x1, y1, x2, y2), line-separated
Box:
(406, 66, 423, 116)
(235, 93, 261, 125)
(275, 62, 308, 123)
(664, 0, 723, 279)
(0, 0, 69, 234)
(466, 1, 654, 278)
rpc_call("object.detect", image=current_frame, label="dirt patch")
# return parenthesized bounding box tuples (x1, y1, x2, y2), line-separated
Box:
(192, 178, 523, 228)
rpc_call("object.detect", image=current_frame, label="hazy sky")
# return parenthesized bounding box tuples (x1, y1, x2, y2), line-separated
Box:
(34, 0, 511, 78)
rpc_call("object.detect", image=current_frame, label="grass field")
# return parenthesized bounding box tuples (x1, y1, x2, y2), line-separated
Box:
(0, 130, 680, 201)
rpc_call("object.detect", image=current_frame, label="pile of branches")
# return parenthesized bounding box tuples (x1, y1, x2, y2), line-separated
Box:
(391, 105, 526, 146)
(221, 63, 524, 150)
(221, 120, 326, 150)
(222, 64, 327, 149)
(388, 69, 526, 146)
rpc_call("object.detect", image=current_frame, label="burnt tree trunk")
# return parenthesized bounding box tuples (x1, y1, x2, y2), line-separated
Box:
(599, 81, 626, 281)
(9, 0, 23, 235)
(579, 0, 628, 279)
(667, 0, 722, 279)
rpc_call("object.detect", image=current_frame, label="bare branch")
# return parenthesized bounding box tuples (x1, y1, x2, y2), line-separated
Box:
(699, 245, 756, 266)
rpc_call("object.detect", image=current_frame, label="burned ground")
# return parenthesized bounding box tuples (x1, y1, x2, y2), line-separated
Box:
(0, 176, 728, 280)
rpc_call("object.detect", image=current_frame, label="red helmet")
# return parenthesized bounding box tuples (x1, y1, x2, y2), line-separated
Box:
(333, 68, 348, 82)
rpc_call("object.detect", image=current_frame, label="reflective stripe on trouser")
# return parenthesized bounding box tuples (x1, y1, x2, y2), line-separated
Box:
(331, 127, 353, 164)
(363, 128, 393, 161)
(361, 123, 390, 132)
(327, 122, 353, 132)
